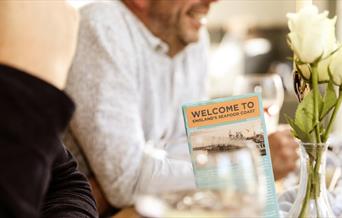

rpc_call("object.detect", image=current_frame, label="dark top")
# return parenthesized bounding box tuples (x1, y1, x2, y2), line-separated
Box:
(0, 65, 98, 218)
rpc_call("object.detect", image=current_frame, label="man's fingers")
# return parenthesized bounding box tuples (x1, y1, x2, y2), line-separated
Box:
(277, 142, 298, 158)
(287, 139, 299, 149)
(269, 129, 300, 180)
(275, 158, 297, 175)
(279, 160, 297, 172)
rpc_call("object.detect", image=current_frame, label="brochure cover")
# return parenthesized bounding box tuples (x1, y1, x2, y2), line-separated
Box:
(182, 93, 279, 218)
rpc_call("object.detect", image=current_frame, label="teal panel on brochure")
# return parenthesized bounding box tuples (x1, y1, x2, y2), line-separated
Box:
(182, 93, 280, 218)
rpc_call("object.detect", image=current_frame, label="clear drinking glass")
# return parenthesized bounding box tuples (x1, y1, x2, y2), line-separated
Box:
(233, 73, 284, 133)
(135, 146, 266, 218)
(189, 145, 266, 217)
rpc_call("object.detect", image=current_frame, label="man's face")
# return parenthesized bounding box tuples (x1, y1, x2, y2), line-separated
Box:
(148, 0, 216, 46)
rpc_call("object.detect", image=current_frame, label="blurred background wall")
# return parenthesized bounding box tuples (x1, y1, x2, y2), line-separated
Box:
(205, 0, 339, 127)
(207, 0, 328, 28)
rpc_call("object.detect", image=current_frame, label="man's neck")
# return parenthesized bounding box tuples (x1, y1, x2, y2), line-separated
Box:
(162, 34, 186, 57)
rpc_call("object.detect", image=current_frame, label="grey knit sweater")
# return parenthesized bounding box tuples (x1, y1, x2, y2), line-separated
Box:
(65, 1, 208, 207)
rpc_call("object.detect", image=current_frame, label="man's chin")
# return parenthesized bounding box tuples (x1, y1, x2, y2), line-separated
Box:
(180, 31, 200, 45)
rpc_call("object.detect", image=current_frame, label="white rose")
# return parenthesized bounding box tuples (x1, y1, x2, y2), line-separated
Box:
(329, 48, 342, 86)
(287, 5, 337, 64)
(317, 56, 332, 82)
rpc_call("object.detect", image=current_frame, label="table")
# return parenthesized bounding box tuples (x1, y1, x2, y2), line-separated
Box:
(112, 207, 140, 218)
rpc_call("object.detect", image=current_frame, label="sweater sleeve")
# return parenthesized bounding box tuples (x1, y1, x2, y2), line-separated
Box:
(40, 149, 98, 218)
(0, 138, 51, 218)
(66, 5, 195, 207)
(0, 65, 98, 218)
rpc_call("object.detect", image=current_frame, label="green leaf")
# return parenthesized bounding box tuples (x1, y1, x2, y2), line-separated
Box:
(320, 81, 337, 120)
(285, 114, 312, 142)
(295, 90, 323, 134)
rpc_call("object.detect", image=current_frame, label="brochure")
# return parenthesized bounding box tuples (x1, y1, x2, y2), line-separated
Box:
(182, 93, 280, 218)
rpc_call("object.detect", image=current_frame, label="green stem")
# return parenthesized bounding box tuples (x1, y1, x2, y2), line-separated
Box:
(299, 160, 313, 218)
(322, 87, 342, 142)
(315, 197, 321, 218)
(313, 167, 322, 218)
(313, 145, 323, 197)
(312, 64, 322, 143)
(301, 64, 323, 217)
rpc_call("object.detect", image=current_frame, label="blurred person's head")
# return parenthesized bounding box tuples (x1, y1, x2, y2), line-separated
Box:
(123, 0, 217, 56)
(0, 0, 79, 89)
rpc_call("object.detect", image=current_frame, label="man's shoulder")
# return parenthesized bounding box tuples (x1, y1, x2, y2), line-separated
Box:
(79, 1, 127, 30)
(77, 1, 136, 51)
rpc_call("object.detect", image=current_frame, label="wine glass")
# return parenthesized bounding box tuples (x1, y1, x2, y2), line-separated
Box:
(233, 73, 284, 133)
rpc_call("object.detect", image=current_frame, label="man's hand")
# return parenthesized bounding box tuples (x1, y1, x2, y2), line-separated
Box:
(268, 129, 299, 181)
(89, 176, 111, 215)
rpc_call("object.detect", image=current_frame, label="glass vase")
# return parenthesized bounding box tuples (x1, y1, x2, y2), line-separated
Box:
(288, 143, 335, 218)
